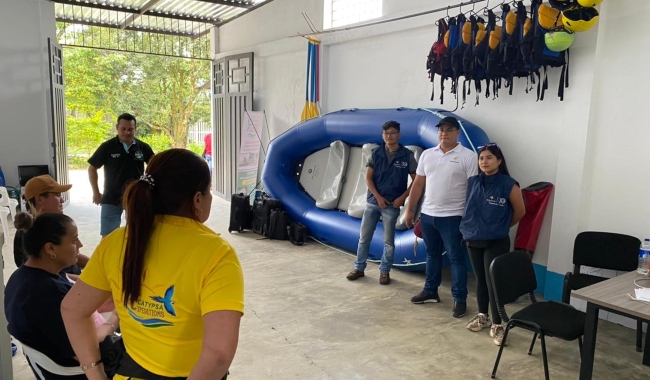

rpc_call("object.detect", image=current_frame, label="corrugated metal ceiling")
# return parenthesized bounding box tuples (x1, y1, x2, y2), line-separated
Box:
(52, 0, 271, 37)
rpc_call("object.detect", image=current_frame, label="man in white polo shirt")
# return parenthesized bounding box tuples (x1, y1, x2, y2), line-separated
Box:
(405, 116, 478, 318)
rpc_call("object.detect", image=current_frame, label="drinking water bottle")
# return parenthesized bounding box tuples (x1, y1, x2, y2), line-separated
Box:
(637, 238, 650, 275)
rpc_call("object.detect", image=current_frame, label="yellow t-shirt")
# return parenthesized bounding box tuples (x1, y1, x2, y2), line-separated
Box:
(81, 215, 244, 378)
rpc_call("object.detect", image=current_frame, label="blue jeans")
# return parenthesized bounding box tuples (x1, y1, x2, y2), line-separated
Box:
(100, 204, 123, 236)
(420, 214, 468, 302)
(355, 203, 400, 273)
(205, 154, 212, 176)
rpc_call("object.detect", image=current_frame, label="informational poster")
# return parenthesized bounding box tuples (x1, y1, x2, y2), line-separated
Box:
(236, 110, 264, 195)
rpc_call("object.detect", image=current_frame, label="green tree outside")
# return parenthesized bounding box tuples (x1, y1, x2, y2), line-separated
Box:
(59, 24, 212, 167)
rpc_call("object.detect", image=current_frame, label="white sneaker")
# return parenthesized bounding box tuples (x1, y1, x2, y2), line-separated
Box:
(491, 324, 506, 346)
(466, 313, 491, 332)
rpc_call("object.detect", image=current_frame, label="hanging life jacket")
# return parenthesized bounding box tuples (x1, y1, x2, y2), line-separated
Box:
(486, 4, 511, 99)
(462, 15, 487, 106)
(426, 18, 450, 102)
(531, 0, 570, 100)
(450, 14, 468, 102)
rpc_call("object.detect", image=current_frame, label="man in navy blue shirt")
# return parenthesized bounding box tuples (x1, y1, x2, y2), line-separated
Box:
(346, 121, 417, 285)
(88, 113, 154, 237)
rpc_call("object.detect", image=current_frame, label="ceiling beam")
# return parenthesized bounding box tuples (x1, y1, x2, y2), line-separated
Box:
(50, 0, 220, 24)
(216, 0, 275, 26)
(120, 0, 164, 29)
(194, 0, 254, 9)
(56, 17, 197, 38)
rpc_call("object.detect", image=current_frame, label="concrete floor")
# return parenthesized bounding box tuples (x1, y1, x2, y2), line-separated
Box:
(2, 170, 649, 379)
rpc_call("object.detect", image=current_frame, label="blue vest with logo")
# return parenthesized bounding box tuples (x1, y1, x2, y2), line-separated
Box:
(367, 144, 412, 205)
(460, 172, 517, 241)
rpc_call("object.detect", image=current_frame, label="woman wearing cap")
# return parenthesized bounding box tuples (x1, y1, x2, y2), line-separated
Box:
(4, 213, 119, 379)
(460, 143, 525, 346)
(14, 175, 90, 277)
(61, 149, 243, 380)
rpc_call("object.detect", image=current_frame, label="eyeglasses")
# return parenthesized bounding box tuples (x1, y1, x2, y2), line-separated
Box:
(438, 127, 458, 134)
(382, 131, 399, 136)
(477, 142, 499, 151)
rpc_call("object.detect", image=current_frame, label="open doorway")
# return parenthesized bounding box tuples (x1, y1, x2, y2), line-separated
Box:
(57, 23, 212, 205)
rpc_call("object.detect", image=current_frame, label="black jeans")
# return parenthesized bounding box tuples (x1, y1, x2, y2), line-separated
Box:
(466, 237, 511, 325)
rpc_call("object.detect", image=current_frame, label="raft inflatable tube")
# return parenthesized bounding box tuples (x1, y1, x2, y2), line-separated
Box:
(262, 108, 489, 271)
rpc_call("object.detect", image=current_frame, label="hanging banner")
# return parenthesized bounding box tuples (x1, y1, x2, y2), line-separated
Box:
(236, 111, 264, 195)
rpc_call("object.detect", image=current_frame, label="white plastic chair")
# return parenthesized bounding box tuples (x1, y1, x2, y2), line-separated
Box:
(15, 340, 85, 379)
(0, 186, 18, 221)
(0, 207, 9, 247)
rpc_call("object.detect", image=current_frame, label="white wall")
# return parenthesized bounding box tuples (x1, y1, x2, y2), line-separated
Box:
(0, 0, 56, 187)
(218, 0, 646, 300)
(0, 2, 57, 375)
(580, 1, 650, 243)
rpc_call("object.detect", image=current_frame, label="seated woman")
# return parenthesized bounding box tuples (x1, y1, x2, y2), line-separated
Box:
(15, 175, 90, 279)
(62, 149, 244, 380)
(4, 213, 119, 379)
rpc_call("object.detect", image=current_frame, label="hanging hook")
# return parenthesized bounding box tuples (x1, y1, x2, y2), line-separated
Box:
(446, 5, 450, 18)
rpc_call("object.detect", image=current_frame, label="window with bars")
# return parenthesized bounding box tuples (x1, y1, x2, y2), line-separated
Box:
(323, 0, 383, 30)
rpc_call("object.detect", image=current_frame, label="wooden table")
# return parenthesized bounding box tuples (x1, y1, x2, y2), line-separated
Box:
(572, 271, 650, 379)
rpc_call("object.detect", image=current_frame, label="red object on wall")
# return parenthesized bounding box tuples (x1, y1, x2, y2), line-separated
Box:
(514, 182, 554, 255)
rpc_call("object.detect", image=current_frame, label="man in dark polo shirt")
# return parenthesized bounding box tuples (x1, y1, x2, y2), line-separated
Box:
(346, 121, 417, 285)
(88, 113, 154, 236)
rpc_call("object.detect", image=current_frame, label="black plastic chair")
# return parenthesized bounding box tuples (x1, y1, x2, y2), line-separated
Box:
(490, 251, 585, 380)
(561, 231, 644, 351)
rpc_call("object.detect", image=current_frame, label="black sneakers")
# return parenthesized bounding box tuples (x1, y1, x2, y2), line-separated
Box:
(410, 291, 441, 304)
(452, 301, 467, 318)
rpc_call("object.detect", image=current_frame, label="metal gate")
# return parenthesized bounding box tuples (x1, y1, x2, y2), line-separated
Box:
(48, 38, 70, 204)
(212, 52, 254, 199)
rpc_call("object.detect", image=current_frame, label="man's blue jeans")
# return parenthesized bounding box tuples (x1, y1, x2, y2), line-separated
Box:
(100, 204, 123, 237)
(419, 214, 468, 302)
(355, 203, 400, 273)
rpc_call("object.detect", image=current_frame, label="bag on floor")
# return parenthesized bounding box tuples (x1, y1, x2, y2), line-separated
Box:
(228, 193, 252, 233)
(267, 209, 291, 240)
(288, 221, 309, 246)
(251, 198, 265, 234)
(260, 197, 282, 237)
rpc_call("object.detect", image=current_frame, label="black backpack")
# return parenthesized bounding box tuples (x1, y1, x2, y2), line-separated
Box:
(267, 209, 291, 240)
(288, 221, 309, 246)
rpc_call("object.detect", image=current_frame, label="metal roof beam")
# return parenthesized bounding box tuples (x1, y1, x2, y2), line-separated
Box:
(56, 17, 196, 38)
(120, 0, 164, 29)
(216, 0, 275, 26)
(194, 0, 254, 9)
(50, 0, 219, 24)
(146, 9, 219, 24)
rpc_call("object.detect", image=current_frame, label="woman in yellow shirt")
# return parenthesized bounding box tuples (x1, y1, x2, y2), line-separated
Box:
(62, 149, 244, 380)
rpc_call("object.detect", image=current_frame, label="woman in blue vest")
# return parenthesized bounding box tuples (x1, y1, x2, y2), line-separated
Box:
(460, 143, 525, 346)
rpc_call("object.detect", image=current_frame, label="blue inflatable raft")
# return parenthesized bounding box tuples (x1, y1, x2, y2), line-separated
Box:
(262, 108, 489, 271)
